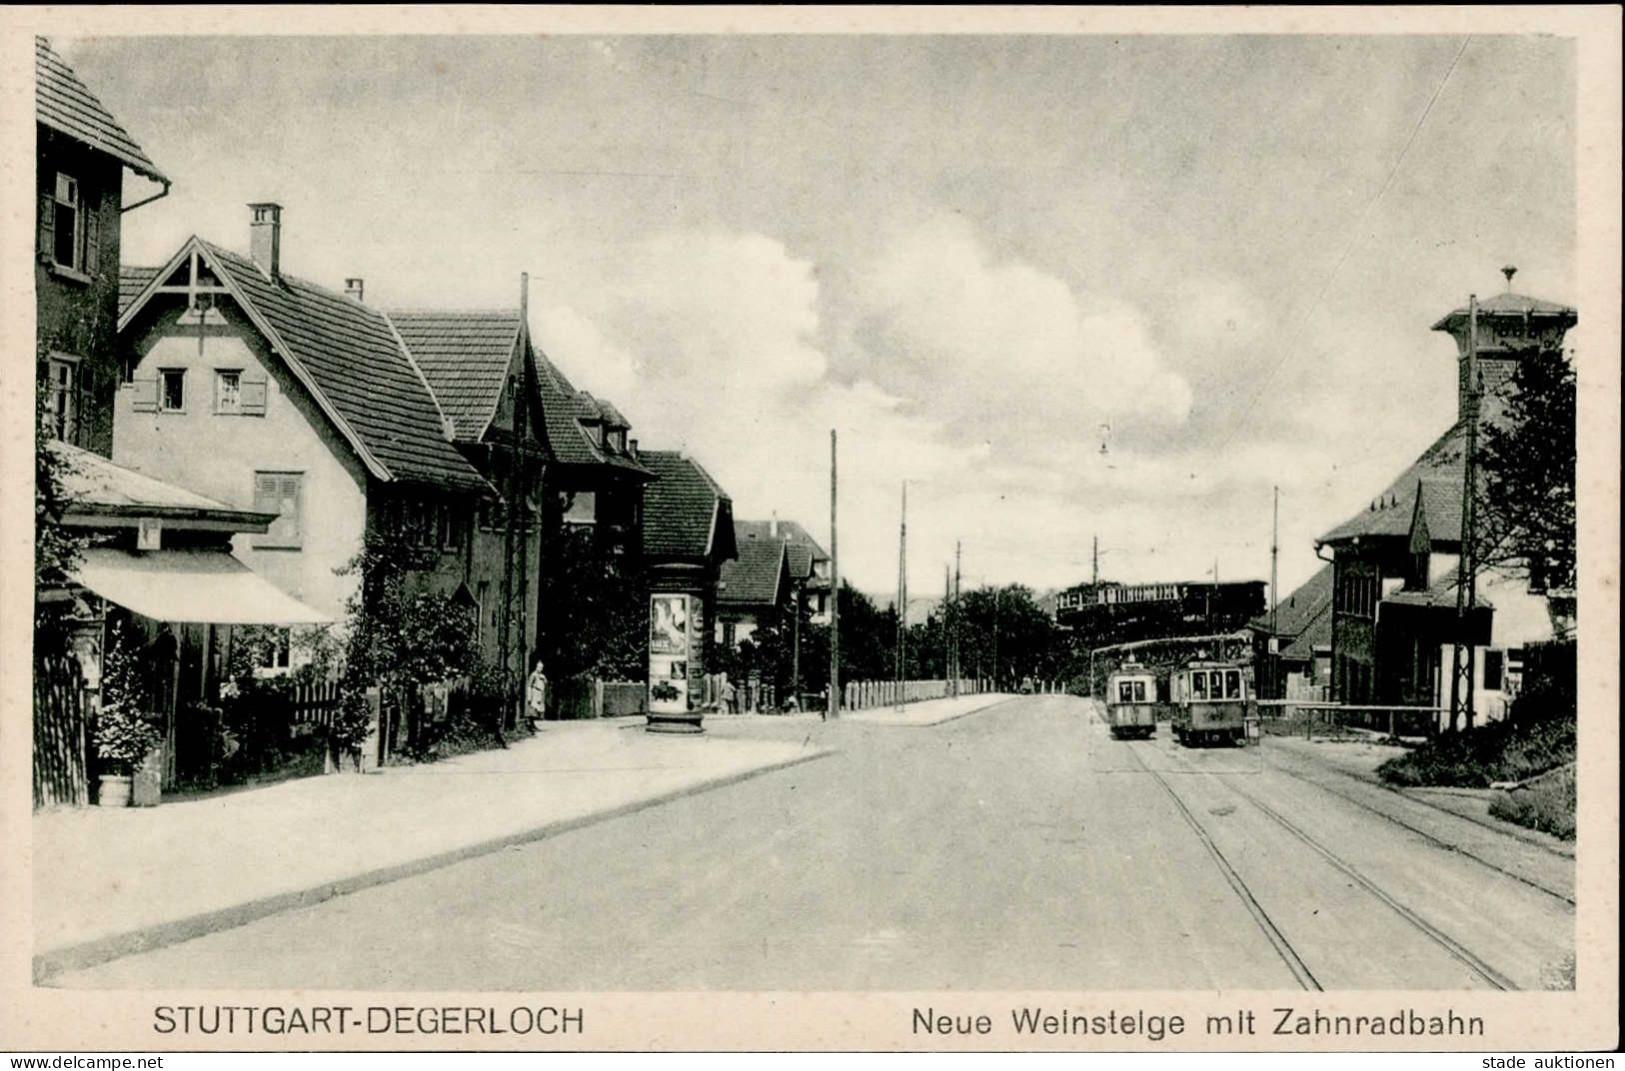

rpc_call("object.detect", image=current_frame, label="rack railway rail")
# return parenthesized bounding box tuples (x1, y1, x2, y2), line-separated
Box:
(1118, 729, 1521, 991)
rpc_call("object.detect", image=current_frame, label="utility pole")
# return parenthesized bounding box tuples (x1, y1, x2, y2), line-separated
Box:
(827, 430, 840, 720)
(953, 540, 962, 696)
(1449, 295, 1482, 733)
(1269, 486, 1279, 697)
(944, 564, 951, 687)
(1092, 534, 1099, 588)
(992, 586, 1000, 691)
(895, 481, 907, 709)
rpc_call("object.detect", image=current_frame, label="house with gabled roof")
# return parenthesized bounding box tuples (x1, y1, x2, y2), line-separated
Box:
(735, 517, 833, 624)
(530, 355, 653, 556)
(115, 205, 494, 633)
(1249, 563, 1333, 701)
(640, 449, 739, 697)
(1312, 276, 1576, 721)
(389, 300, 551, 674)
(715, 521, 792, 651)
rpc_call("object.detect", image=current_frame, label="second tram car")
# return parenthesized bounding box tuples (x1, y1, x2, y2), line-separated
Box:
(1169, 660, 1250, 746)
(1104, 661, 1158, 739)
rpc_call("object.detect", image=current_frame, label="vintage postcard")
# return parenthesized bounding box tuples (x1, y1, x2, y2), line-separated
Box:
(1, 4, 1618, 1055)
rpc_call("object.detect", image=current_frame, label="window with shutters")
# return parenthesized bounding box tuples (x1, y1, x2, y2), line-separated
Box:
(44, 354, 79, 442)
(253, 471, 303, 549)
(216, 370, 242, 414)
(52, 173, 81, 269)
(160, 369, 186, 412)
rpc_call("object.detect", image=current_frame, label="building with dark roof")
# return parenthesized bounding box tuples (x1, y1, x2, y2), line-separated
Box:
(389, 302, 551, 669)
(1249, 563, 1333, 700)
(36, 36, 170, 458)
(716, 521, 791, 651)
(530, 352, 652, 559)
(640, 449, 739, 691)
(733, 517, 833, 622)
(115, 207, 496, 630)
(1311, 274, 1576, 720)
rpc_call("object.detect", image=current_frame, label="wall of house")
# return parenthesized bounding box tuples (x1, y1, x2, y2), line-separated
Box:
(115, 301, 368, 620)
(36, 131, 124, 456)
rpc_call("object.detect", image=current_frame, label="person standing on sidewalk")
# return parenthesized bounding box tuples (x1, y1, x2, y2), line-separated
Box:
(527, 655, 548, 728)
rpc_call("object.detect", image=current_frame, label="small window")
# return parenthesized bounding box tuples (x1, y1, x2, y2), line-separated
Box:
(45, 355, 78, 442)
(439, 502, 464, 551)
(257, 628, 291, 671)
(160, 369, 186, 412)
(1226, 671, 1242, 699)
(53, 173, 81, 269)
(253, 472, 303, 548)
(1132, 680, 1147, 703)
(1191, 672, 1208, 700)
(1483, 650, 1504, 692)
(1118, 681, 1134, 704)
(1209, 670, 1224, 696)
(216, 370, 242, 414)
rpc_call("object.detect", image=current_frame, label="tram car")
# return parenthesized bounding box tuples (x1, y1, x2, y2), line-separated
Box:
(1168, 660, 1250, 746)
(1104, 660, 1158, 739)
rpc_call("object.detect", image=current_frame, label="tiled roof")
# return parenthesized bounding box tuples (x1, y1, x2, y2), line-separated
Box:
(1414, 477, 1465, 545)
(531, 352, 652, 477)
(119, 266, 158, 316)
(1279, 603, 1332, 662)
(36, 37, 168, 183)
(640, 449, 734, 561)
(1251, 563, 1333, 637)
(52, 441, 270, 527)
(733, 518, 830, 582)
(718, 522, 788, 607)
(1318, 422, 1468, 546)
(387, 310, 522, 442)
(1431, 292, 1577, 331)
(190, 240, 488, 492)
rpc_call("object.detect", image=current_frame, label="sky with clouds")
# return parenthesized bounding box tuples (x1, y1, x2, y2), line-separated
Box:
(60, 33, 1577, 601)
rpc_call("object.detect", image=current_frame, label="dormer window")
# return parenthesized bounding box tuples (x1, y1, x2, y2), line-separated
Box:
(607, 428, 626, 453)
(588, 423, 605, 447)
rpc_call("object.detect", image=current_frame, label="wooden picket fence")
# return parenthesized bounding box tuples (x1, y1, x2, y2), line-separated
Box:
(34, 652, 89, 809)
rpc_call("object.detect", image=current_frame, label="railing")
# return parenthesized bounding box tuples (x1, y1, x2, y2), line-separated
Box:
(1255, 699, 1444, 739)
(841, 678, 993, 711)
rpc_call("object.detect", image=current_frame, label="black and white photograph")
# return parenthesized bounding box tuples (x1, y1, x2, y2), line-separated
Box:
(4, 5, 1619, 1055)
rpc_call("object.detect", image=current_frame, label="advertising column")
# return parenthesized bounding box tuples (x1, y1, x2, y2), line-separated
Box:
(648, 592, 704, 733)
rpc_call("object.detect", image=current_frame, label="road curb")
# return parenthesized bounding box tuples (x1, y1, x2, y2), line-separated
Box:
(34, 747, 835, 984)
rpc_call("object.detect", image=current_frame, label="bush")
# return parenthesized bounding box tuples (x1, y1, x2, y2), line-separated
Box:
(1377, 716, 1575, 788)
(1488, 765, 1576, 841)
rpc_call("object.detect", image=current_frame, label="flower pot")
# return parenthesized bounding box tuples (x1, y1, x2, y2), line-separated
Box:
(97, 774, 132, 808)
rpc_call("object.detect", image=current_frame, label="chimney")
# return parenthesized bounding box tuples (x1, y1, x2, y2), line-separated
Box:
(248, 202, 282, 279)
(344, 278, 364, 303)
(628, 438, 638, 459)
(770, 512, 778, 539)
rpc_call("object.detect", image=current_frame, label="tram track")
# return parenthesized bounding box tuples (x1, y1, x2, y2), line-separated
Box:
(1119, 742, 1323, 991)
(1140, 737, 1516, 991)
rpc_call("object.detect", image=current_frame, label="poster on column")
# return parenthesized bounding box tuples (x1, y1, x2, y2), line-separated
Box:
(649, 593, 690, 713)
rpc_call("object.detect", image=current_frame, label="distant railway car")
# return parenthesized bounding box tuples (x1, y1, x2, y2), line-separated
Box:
(1104, 661, 1158, 739)
(1169, 660, 1249, 746)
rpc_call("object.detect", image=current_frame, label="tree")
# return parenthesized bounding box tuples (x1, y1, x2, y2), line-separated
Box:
(1477, 348, 1576, 594)
(537, 525, 647, 682)
(335, 529, 482, 757)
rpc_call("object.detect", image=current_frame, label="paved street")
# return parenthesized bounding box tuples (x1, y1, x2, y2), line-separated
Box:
(53, 695, 1573, 991)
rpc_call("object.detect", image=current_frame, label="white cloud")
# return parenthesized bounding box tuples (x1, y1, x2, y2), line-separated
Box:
(856, 215, 1193, 445)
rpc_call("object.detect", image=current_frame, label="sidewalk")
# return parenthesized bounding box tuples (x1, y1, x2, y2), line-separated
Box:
(33, 720, 828, 981)
(840, 691, 1016, 726)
